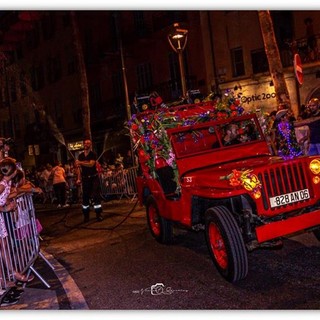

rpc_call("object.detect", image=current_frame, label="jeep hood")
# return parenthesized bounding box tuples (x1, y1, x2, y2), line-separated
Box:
(182, 155, 282, 190)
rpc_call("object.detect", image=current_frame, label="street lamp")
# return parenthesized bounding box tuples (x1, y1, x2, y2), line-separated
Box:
(168, 22, 188, 97)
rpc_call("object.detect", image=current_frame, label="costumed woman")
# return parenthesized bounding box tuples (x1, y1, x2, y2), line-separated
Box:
(272, 109, 302, 160)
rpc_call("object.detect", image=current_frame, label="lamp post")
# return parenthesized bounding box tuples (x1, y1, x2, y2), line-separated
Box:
(168, 23, 188, 97)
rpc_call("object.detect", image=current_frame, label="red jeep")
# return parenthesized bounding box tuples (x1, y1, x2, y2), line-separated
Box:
(129, 98, 320, 282)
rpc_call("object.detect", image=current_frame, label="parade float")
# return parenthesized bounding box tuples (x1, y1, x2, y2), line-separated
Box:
(128, 91, 320, 282)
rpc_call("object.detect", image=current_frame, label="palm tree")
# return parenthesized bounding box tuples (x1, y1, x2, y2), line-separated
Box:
(258, 10, 291, 110)
(70, 11, 92, 141)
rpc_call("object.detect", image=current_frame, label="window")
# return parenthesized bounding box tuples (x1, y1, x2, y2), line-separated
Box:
(231, 47, 245, 77)
(251, 49, 269, 74)
(137, 62, 153, 93)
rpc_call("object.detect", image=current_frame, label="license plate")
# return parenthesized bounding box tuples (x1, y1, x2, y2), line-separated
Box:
(269, 189, 310, 208)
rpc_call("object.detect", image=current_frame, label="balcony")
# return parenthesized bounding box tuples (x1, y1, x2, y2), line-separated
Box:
(280, 34, 320, 68)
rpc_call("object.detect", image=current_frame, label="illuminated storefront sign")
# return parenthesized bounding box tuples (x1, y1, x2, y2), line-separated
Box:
(240, 92, 276, 104)
(68, 141, 83, 150)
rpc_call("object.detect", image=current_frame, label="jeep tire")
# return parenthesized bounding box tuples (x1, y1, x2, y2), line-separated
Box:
(146, 195, 173, 244)
(205, 206, 248, 282)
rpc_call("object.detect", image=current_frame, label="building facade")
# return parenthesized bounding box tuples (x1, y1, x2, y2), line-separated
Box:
(202, 11, 320, 115)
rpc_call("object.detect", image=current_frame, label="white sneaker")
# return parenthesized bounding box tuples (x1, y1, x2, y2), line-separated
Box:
(63, 204, 70, 208)
(57, 204, 62, 208)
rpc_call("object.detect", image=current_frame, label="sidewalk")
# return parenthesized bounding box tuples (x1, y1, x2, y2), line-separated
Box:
(1, 250, 89, 310)
(1, 198, 140, 310)
(1, 203, 89, 310)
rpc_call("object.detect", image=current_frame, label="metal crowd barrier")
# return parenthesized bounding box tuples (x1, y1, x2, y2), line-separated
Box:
(100, 166, 138, 201)
(0, 193, 53, 296)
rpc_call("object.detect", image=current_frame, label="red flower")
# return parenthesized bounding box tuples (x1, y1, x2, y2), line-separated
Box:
(231, 111, 238, 117)
(131, 123, 138, 131)
(138, 149, 146, 157)
(232, 169, 241, 178)
(230, 177, 241, 187)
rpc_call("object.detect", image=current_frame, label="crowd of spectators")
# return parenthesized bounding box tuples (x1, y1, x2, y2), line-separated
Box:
(258, 98, 320, 158)
(23, 149, 138, 205)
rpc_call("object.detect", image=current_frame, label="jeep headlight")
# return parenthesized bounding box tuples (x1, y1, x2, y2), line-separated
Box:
(309, 159, 320, 175)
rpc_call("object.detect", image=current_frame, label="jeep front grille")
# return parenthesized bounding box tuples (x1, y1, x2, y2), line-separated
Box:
(258, 162, 313, 211)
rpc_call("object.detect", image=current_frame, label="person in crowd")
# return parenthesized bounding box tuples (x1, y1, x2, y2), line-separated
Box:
(64, 162, 78, 204)
(294, 114, 310, 155)
(75, 139, 103, 222)
(124, 149, 138, 168)
(0, 138, 12, 161)
(115, 153, 124, 166)
(223, 124, 241, 146)
(10, 169, 43, 197)
(273, 109, 302, 159)
(38, 164, 53, 203)
(304, 17, 317, 60)
(45, 164, 54, 203)
(0, 158, 34, 291)
(294, 98, 320, 155)
(50, 160, 69, 209)
(0, 158, 18, 214)
(265, 110, 278, 155)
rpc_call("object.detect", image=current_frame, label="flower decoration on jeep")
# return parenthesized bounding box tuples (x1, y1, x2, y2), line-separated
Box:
(127, 90, 247, 192)
(220, 169, 262, 199)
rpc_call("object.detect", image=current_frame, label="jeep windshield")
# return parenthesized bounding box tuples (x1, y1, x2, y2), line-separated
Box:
(169, 114, 264, 159)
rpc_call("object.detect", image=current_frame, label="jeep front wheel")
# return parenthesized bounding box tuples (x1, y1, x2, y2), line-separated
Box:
(146, 195, 173, 244)
(205, 206, 248, 282)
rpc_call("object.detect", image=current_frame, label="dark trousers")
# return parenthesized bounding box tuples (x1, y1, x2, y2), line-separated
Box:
(53, 182, 66, 205)
(81, 175, 102, 217)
